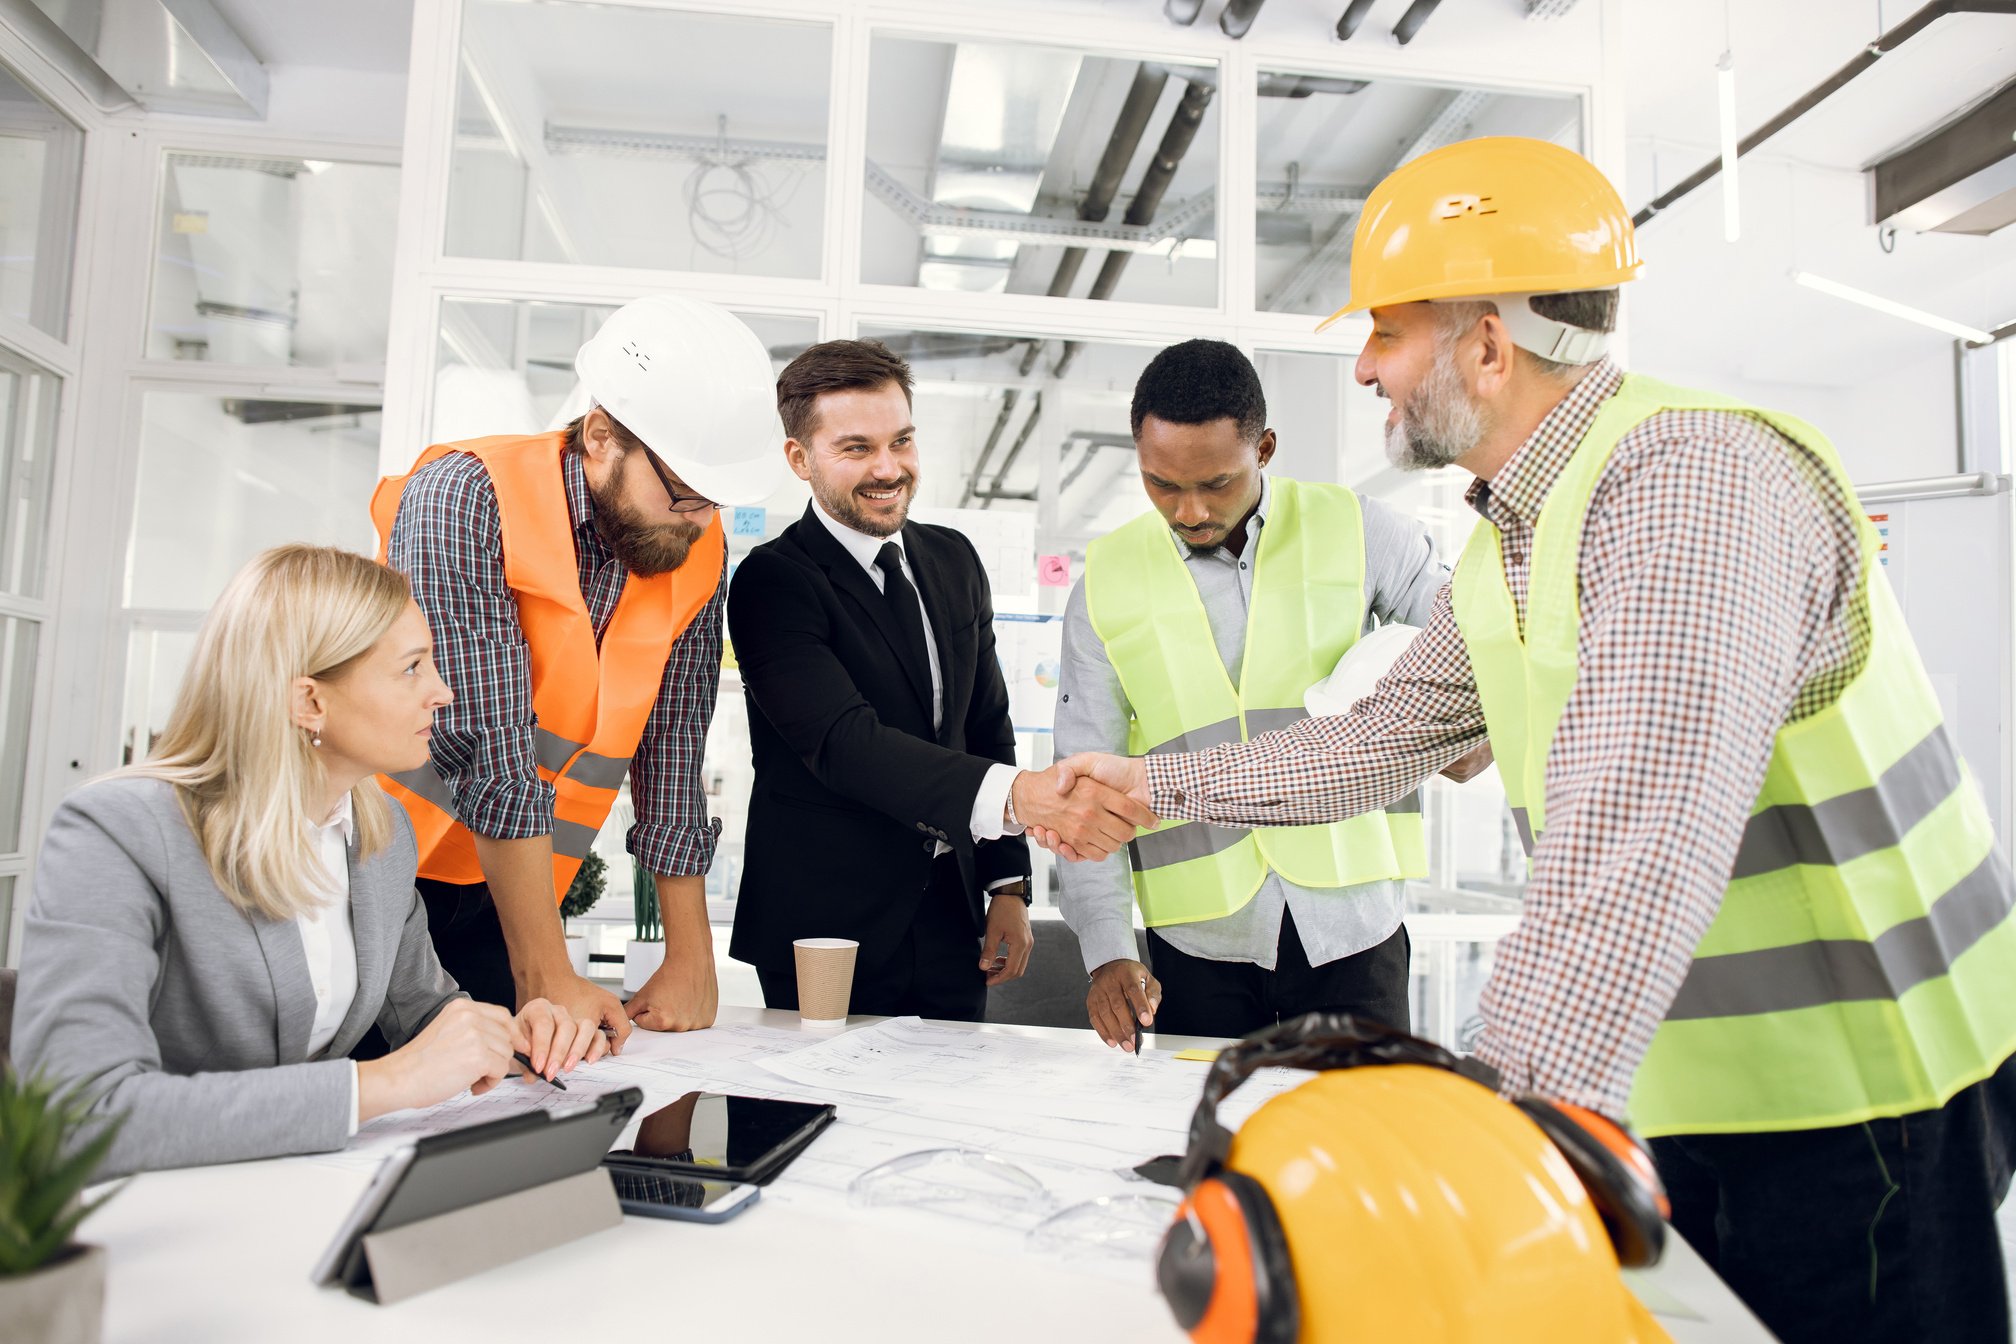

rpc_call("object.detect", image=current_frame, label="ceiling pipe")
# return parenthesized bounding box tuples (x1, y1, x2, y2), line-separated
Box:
(1055, 77, 1217, 379)
(1259, 73, 1370, 98)
(1634, 0, 2016, 227)
(1220, 0, 1269, 39)
(978, 392, 1046, 510)
(962, 63, 1171, 506)
(1164, 0, 1207, 24)
(1334, 0, 1379, 40)
(1392, 0, 1445, 45)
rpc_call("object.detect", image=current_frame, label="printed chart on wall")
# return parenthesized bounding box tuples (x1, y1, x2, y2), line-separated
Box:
(912, 506, 1037, 603)
(995, 612, 1062, 734)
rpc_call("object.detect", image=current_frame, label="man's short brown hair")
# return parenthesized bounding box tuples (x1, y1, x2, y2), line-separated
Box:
(776, 338, 914, 443)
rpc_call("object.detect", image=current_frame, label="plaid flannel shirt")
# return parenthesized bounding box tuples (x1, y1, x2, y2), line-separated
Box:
(386, 448, 725, 879)
(1145, 360, 1868, 1117)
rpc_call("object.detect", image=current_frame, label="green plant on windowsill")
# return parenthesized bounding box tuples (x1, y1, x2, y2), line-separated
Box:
(633, 859, 661, 943)
(560, 848, 607, 924)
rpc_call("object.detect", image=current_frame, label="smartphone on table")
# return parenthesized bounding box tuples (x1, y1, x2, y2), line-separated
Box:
(608, 1168, 760, 1223)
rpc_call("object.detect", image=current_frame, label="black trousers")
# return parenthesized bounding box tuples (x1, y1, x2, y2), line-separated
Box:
(415, 877, 518, 1010)
(1145, 910, 1411, 1040)
(755, 851, 987, 1023)
(1651, 1052, 2016, 1344)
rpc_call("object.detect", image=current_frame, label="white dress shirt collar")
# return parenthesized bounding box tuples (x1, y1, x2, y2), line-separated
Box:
(812, 495, 907, 575)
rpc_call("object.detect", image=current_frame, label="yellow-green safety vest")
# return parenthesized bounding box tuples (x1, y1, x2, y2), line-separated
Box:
(1450, 373, 2016, 1137)
(1085, 477, 1428, 927)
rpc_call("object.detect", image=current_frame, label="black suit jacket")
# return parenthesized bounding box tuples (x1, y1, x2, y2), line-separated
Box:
(726, 505, 1031, 977)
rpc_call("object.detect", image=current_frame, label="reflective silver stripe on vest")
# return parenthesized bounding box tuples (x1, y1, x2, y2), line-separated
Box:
(1731, 727, 1964, 880)
(1665, 848, 2016, 1022)
(1244, 707, 1311, 737)
(387, 763, 457, 817)
(1144, 718, 1242, 756)
(552, 818, 600, 861)
(565, 751, 632, 790)
(534, 727, 578, 774)
(1387, 788, 1423, 816)
(1510, 806, 1536, 856)
(1128, 821, 1251, 872)
(534, 727, 631, 790)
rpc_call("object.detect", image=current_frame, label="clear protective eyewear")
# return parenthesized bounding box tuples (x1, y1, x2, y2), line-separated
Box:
(848, 1148, 1053, 1220)
(637, 444, 719, 515)
(1027, 1194, 1184, 1259)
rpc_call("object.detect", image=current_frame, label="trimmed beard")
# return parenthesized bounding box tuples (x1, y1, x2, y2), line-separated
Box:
(590, 469, 705, 577)
(1385, 336, 1490, 472)
(810, 466, 915, 539)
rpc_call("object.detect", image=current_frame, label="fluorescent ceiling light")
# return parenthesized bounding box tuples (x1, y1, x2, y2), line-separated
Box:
(1791, 271, 1994, 344)
(1717, 53, 1740, 243)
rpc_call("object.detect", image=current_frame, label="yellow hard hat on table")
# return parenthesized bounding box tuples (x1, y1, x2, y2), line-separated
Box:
(1319, 136, 1644, 332)
(1155, 1015, 1673, 1344)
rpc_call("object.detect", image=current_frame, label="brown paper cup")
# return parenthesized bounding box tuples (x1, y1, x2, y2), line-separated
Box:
(793, 938, 859, 1025)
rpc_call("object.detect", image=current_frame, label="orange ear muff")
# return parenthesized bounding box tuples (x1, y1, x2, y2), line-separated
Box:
(1156, 1174, 1300, 1344)
(1515, 1097, 1668, 1269)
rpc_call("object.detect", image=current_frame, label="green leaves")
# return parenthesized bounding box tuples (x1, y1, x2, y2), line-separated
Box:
(632, 859, 660, 943)
(559, 848, 607, 922)
(0, 1070, 124, 1277)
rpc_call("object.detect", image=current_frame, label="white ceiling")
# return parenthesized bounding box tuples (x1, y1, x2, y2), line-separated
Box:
(209, 0, 414, 72)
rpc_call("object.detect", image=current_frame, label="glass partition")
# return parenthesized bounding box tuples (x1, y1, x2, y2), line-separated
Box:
(0, 614, 34, 851)
(0, 63, 80, 338)
(447, 1, 832, 278)
(1254, 73, 1581, 318)
(0, 350, 58, 600)
(863, 37, 1219, 307)
(149, 153, 399, 368)
(124, 394, 382, 612)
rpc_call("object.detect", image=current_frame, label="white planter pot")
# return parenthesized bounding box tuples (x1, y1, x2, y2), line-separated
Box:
(0, 1243, 105, 1344)
(564, 935, 589, 980)
(622, 940, 665, 994)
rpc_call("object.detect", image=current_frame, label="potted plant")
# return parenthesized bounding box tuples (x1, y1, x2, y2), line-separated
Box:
(0, 1070, 124, 1344)
(560, 848, 607, 979)
(622, 859, 664, 993)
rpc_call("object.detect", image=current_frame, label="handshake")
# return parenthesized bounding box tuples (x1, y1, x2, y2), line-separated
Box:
(1009, 754, 1156, 864)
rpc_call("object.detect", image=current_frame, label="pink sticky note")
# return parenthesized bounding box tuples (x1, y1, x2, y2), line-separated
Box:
(1038, 554, 1071, 587)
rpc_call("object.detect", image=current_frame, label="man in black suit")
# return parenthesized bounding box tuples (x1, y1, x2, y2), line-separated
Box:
(727, 339, 1156, 1021)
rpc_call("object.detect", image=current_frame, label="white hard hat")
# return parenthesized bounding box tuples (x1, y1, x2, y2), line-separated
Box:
(573, 294, 785, 507)
(1304, 623, 1423, 717)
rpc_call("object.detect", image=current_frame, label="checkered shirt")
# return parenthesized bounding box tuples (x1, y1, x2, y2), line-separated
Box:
(1145, 359, 1869, 1117)
(386, 447, 725, 878)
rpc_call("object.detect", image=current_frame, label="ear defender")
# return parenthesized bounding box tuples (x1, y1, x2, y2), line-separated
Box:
(1514, 1096, 1669, 1269)
(1156, 1172, 1300, 1344)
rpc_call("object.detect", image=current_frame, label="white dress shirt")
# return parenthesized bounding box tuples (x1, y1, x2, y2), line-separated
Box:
(810, 500, 1022, 858)
(298, 794, 361, 1135)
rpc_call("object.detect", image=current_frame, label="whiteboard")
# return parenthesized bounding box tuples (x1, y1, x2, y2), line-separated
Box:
(1862, 475, 2014, 851)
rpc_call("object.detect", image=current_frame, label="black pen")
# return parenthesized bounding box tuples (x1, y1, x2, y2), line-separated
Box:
(512, 1051, 567, 1090)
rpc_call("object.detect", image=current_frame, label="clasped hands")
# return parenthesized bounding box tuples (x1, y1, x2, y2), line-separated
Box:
(1011, 753, 1155, 863)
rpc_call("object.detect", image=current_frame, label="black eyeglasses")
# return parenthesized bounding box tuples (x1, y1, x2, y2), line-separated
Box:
(637, 447, 719, 515)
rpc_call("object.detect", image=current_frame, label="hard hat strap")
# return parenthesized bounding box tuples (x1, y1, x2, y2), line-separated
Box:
(1436, 293, 1611, 366)
(1176, 1013, 1492, 1188)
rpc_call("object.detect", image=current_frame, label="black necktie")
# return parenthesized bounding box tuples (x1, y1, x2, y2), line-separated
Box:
(874, 541, 932, 711)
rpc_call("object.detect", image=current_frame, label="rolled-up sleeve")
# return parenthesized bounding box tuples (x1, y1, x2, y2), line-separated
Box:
(385, 454, 553, 840)
(626, 552, 728, 877)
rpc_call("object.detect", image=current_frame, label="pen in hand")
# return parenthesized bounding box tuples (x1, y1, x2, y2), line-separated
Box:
(512, 1050, 567, 1091)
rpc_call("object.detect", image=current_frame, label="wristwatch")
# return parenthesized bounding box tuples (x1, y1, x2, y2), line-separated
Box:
(992, 880, 1032, 906)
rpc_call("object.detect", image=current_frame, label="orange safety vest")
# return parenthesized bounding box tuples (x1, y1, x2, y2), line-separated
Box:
(370, 432, 725, 903)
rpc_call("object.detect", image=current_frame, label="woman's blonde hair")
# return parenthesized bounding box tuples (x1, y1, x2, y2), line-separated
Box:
(122, 544, 414, 921)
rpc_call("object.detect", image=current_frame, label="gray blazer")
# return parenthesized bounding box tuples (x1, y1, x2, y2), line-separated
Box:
(11, 776, 462, 1177)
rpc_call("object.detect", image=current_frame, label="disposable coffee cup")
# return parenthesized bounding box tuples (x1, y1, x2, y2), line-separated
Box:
(793, 938, 859, 1027)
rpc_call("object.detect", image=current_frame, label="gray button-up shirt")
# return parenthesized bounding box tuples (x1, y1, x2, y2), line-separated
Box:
(1055, 475, 1450, 972)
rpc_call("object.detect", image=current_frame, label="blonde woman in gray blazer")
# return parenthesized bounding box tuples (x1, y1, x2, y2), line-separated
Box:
(13, 545, 606, 1178)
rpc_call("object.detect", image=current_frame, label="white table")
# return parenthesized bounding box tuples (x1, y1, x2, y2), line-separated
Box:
(85, 1008, 1773, 1343)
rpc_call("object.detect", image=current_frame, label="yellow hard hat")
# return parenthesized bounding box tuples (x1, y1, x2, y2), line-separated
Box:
(1318, 136, 1643, 330)
(1156, 1016, 1673, 1344)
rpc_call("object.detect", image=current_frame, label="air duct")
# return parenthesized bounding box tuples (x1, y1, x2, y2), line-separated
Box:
(1872, 78, 2016, 235)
